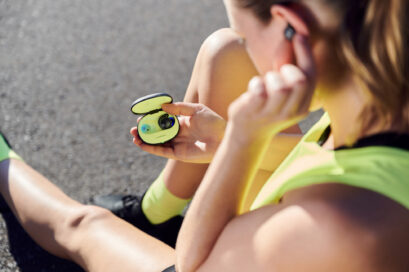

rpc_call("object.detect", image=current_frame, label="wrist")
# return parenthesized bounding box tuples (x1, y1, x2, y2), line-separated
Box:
(215, 118, 228, 142)
(224, 122, 273, 147)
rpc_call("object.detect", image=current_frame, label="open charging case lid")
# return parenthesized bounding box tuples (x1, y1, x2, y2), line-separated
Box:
(131, 93, 173, 115)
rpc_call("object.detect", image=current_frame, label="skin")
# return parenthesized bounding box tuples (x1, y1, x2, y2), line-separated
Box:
(0, 159, 175, 272)
(142, 27, 301, 203)
(1, 0, 408, 271)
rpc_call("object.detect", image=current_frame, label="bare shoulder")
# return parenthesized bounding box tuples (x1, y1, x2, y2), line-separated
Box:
(287, 184, 409, 271)
(198, 184, 409, 272)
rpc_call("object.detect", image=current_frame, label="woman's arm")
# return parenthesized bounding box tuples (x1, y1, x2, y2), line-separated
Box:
(175, 123, 272, 271)
(175, 34, 315, 272)
(132, 102, 301, 169)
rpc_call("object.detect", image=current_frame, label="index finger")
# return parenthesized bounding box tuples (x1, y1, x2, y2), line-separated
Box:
(292, 34, 316, 82)
(162, 102, 202, 116)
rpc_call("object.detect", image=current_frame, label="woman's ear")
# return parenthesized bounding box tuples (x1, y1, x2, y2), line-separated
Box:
(270, 5, 309, 37)
(266, 4, 310, 70)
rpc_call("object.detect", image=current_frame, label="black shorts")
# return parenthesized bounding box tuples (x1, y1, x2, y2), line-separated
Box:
(162, 265, 176, 272)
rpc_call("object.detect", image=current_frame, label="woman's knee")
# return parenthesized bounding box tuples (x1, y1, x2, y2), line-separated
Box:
(201, 28, 248, 63)
(189, 28, 258, 117)
(55, 205, 112, 252)
(199, 28, 257, 79)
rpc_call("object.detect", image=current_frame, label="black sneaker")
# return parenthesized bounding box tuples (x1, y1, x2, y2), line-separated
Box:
(91, 194, 183, 248)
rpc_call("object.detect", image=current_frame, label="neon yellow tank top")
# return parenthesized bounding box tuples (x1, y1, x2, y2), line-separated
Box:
(251, 113, 409, 210)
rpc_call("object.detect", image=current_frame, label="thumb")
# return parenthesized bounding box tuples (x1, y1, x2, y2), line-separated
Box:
(162, 102, 202, 116)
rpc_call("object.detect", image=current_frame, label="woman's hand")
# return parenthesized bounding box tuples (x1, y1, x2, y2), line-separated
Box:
(227, 34, 316, 143)
(130, 102, 226, 163)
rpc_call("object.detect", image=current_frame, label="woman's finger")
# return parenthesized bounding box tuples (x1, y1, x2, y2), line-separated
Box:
(248, 76, 267, 97)
(279, 64, 310, 116)
(262, 71, 289, 116)
(244, 76, 268, 111)
(130, 126, 138, 137)
(130, 127, 145, 146)
(162, 102, 202, 116)
(292, 34, 316, 83)
(290, 34, 317, 115)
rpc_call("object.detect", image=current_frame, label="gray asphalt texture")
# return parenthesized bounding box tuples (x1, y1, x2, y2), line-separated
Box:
(0, 1, 227, 271)
(0, 1, 321, 271)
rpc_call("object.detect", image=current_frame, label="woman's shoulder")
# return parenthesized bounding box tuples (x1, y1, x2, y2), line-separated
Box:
(200, 182, 409, 271)
(284, 183, 409, 271)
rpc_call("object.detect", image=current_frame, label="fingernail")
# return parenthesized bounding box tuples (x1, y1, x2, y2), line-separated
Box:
(161, 103, 171, 109)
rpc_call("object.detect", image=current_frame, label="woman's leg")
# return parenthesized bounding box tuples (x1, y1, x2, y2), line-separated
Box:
(162, 28, 260, 199)
(162, 28, 300, 199)
(0, 158, 174, 272)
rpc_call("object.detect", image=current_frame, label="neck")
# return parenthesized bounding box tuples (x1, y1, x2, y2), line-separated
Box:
(320, 77, 376, 149)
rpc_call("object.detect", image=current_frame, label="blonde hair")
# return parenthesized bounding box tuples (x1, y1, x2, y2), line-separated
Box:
(339, 0, 409, 133)
(237, 0, 409, 134)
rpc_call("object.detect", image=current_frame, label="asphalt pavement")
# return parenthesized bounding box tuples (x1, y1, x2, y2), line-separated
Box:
(0, 1, 227, 271)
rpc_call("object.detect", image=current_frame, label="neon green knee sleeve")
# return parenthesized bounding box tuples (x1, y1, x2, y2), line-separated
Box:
(142, 171, 191, 224)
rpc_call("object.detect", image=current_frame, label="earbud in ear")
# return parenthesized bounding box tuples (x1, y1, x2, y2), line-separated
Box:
(284, 24, 296, 41)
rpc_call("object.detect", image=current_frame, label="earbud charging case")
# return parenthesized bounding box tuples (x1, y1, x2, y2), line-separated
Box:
(131, 93, 179, 145)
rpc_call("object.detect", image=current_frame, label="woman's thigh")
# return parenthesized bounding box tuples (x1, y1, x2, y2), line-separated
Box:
(2, 160, 175, 272)
(64, 205, 176, 272)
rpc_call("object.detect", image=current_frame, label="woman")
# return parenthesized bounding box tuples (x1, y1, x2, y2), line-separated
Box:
(1, 0, 409, 271)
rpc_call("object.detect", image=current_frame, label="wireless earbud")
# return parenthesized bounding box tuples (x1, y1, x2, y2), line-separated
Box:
(284, 24, 296, 41)
(140, 124, 151, 133)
